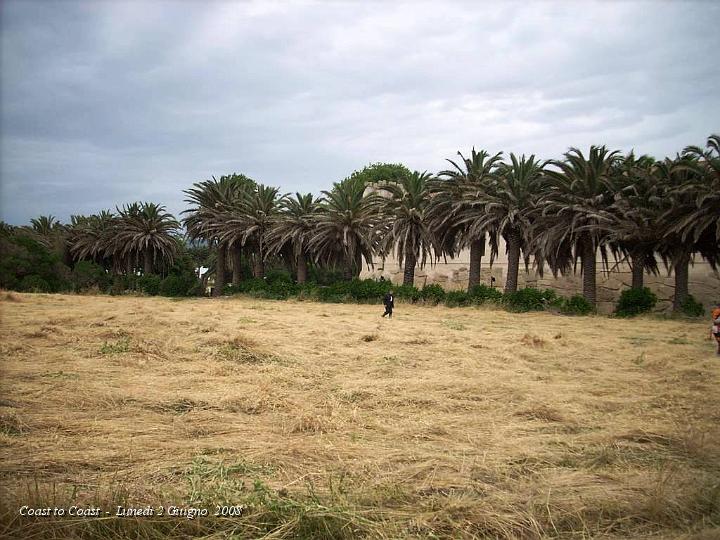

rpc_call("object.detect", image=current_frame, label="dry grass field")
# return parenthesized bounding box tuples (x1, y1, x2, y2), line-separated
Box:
(1, 291, 719, 539)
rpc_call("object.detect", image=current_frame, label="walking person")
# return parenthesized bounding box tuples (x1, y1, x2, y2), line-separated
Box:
(382, 290, 394, 318)
(712, 301, 720, 355)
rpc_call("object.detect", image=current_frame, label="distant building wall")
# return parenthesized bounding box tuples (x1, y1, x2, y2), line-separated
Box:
(361, 239, 720, 314)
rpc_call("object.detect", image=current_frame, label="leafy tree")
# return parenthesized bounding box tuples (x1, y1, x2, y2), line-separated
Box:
(0, 227, 70, 292)
(346, 163, 412, 187)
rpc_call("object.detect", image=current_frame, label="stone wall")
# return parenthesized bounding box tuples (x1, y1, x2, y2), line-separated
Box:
(361, 241, 720, 314)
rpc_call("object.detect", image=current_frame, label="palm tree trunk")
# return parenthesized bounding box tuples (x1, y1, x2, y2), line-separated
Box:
(231, 244, 242, 286)
(354, 250, 363, 278)
(143, 247, 153, 275)
(297, 252, 308, 284)
(581, 237, 596, 306)
(126, 258, 133, 276)
(403, 252, 416, 287)
(504, 230, 521, 293)
(467, 237, 484, 292)
(672, 252, 690, 312)
(213, 243, 226, 297)
(343, 251, 356, 281)
(630, 251, 644, 290)
(253, 255, 264, 279)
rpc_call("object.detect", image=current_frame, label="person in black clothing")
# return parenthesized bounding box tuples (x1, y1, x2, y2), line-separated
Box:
(382, 290, 394, 318)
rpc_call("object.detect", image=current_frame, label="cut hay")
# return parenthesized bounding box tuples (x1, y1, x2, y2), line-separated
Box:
(0, 293, 718, 539)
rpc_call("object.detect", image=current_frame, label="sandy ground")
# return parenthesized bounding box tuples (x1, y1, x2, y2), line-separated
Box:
(1, 292, 719, 538)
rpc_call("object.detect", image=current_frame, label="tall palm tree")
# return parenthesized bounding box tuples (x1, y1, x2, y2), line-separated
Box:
(115, 202, 180, 275)
(534, 146, 622, 306)
(606, 153, 662, 289)
(672, 134, 720, 244)
(307, 177, 384, 280)
(265, 192, 323, 283)
(455, 154, 546, 293)
(654, 156, 719, 312)
(215, 184, 281, 279)
(378, 171, 436, 286)
(431, 148, 503, 291)
(68, 211, 118, 271)
(30, 215, 61, 238)
(183, 176, 250, 295)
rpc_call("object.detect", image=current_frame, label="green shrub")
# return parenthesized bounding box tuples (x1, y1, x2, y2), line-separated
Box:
(444, 290, 471, 307)
(315, 285, 347, 303)
(503, 287, 558, 312)
(468, 284, 503, 304)
(393, 284, 420, 303)
(420, 284, 446, 304)
(346, 279, 389, 302)
(296, 282, 319, 301)
(615, 287, 657, 317)
(71, 261, 110, 292)
(266, 279, 300, 299)
(561, 294, 595, 315)
(0, 232, 69, 292)
(109, 279, 126, 296)
(265, 269, 293, 283)
(159, 274, 198, 297)
(307, 266, 345, 285)
(19, 275, 51, 292)
(136, 274, 161, 296)
(680, 294, 704, 317)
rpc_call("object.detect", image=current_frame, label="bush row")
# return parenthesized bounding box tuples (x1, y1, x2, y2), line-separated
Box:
(221, 276, 598, 315)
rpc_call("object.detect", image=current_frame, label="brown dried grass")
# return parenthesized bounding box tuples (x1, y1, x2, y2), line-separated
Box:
(0, 293, 719, 538)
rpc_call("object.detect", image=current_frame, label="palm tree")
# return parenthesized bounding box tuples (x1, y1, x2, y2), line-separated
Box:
(655, 155, 719, 312)
(307, 177, 384, 280)
(115, 202, 180, 275)
(672, 134, 720, 244)
(215, 184, 281, 279)
(183, 176, 250, 295)
(265, 192, 323, 283)
(606, 153, 662, 289)
(455, 154, 546, 293)
(431, 149, 504, 291)
(68, 211, 118, 271)
(28, 214, 72, 265)
(534, 146, 622, 306)
(30, 215, 61, 238)
(378, 171, 437, 286)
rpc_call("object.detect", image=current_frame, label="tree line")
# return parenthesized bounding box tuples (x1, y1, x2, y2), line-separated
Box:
(1, 134, 718, 312)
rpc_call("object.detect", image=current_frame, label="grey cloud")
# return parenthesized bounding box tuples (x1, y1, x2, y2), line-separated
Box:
(1, 0, 719, 224)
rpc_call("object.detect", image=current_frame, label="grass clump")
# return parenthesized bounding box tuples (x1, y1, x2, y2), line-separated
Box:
(214, 336, 276, 364)
(99, 337, 131, 354)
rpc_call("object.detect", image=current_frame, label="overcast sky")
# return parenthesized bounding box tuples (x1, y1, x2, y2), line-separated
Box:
(1, 0, 719, 225)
